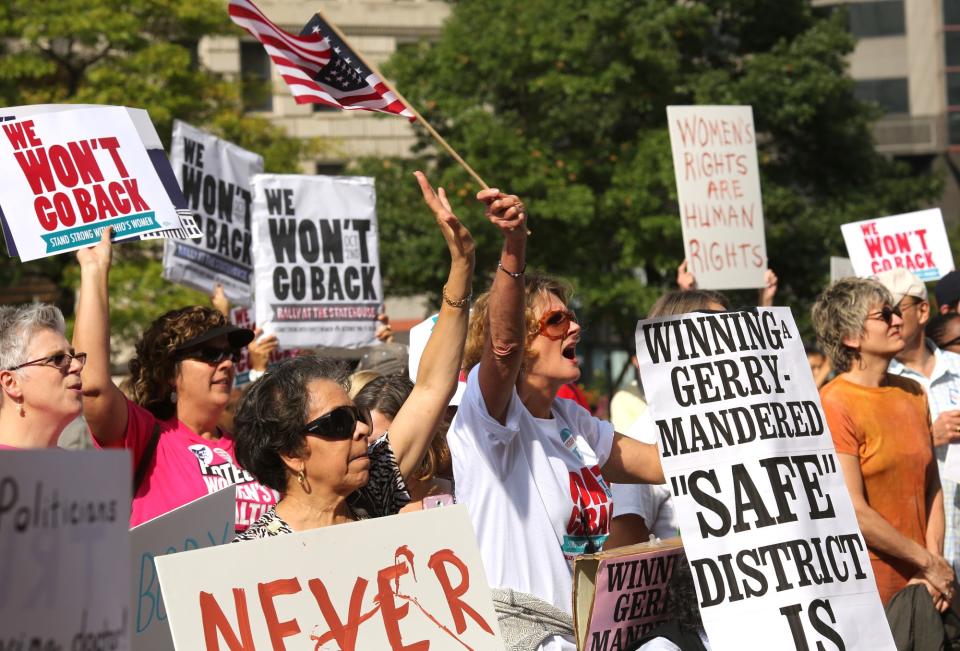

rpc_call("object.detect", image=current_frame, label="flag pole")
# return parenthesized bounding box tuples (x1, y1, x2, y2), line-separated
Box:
(316, 11, 490, 190)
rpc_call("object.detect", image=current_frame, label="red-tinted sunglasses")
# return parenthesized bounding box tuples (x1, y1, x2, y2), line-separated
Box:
(538, 308, 578, 341)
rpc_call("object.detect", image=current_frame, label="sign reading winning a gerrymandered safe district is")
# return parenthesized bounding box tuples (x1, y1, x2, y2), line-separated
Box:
(636, 307, 894, 651)
(0, 105, 182, 260)
(251, 174, 381, 349)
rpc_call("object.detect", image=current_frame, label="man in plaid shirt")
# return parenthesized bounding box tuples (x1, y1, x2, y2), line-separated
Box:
(879, 269, 960, 581)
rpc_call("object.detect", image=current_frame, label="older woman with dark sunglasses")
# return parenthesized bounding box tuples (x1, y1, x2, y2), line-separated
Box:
(230, 171, 475, 537)
(447, 190, 663, 648)
(73, 228, 276, 531)
(0, 304, 86, 449)
(813, 277, 955, 611)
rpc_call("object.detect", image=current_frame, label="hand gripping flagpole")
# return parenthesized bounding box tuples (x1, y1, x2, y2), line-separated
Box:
(316, 11, 491, 191)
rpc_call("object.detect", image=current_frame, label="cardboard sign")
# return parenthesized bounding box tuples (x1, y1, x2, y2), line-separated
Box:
(407, 313, 467, 405)
(0, 449, 132, 649)
(573, 538, 684, 651)
(840, 208, 954, 281)
(156, 504, 505, 650)
(164, 121, 264, 305)
(251, 174, 381, 348)
(131, 486, 236, 651)
(228, 305, 299, 387)
(667, 105, 767, 290)
(829, 256, 855, 283)
(635, 307, 894, 650)
(0, 105, 183, 260)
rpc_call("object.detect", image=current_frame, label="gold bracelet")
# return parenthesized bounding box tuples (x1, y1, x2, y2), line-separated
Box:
(442, 284, 472, 308)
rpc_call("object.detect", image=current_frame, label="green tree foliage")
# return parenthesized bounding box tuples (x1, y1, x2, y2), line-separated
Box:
(360, 0, 940, 353)
(0, 0, 317, 329)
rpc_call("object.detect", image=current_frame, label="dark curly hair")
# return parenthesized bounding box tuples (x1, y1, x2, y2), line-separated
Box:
(129, 306, 228, 420)
(233, 355, 351, 494)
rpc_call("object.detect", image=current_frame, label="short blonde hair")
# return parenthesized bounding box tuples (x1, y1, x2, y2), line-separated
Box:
(811, 277, 893, 373)
(462, 271, 572, 371)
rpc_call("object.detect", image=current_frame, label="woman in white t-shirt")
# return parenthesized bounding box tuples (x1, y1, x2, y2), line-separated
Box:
(447, 189, 665, 650)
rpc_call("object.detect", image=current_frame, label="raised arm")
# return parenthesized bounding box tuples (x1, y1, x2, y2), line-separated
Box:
(602, 432, 665, 484)
(477, 188, 528, 424)
(73, 228, 129, 445)
(389, 171, 476, 479)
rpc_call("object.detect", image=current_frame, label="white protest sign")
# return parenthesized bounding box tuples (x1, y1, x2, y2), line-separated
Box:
(0, 105, 182, 260)
(667, 105, 767, 290)
(131, 486, 236, 651)
(0, 449, 132, 649)
(636, 307, 894, 650)
(156, 504, 504, 650)
(840, 208, 954, 281)
(164, 121, 263, 305)
(830, 256, 855, 283)
(251, 174, 381, 348)
(408, 313, 467, 405)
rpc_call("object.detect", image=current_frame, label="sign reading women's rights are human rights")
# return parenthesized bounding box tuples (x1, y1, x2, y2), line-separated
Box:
(636, 307, 894, 651)
(0, 105, 181, 261)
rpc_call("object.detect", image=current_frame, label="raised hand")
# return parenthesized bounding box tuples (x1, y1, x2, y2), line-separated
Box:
(677, 259, 696, 291)
(414, 171, 476, 264)
(476, 187, 526, 240)
(247, 327, 279, 373)
(76, 226, 113, 270)
(211, 283, 230, 317)
(759, 268, 778, 307)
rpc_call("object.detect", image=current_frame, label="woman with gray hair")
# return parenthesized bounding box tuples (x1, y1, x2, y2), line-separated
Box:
(813, 277, 955, 611)
(0, 304, 86, 449)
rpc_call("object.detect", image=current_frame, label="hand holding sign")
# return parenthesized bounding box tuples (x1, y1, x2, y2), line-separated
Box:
(75, 224, 113, 271)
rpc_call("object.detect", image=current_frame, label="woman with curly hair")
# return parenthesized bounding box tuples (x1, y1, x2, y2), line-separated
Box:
(73, 228, 274, 531)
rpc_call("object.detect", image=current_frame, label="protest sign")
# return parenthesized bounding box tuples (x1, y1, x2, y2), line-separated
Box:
(636, 307, 894, 650)
(829, 256, 855, 283)
(164, 121, 264, 305)
(408, 313, 467, 405)
(156, 504, 505, 650)
(667, 106, 767, 290)
(0, 105, 184, 260)
(251, 174, 381, 348)
(228, 305, 299, 386)
(131, 486, 236, 651)
(840, 208, 954, 280)
(0, 449, 131, 650)
(573, 538, 684, 651)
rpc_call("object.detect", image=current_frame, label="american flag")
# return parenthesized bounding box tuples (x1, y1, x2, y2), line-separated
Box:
(227, 0, 415, 120)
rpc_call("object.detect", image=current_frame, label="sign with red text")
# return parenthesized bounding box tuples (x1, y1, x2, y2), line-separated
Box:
(667, 105, 767, 290)
(155, 504, 505, 650)
(0, 105, 182, 260)
(636, 307, 893, 650)
(164, 121, 263, 305)
(228, 306, 299, 387)
(251, 174, 381, 348)
(0, 450, 132, 650)
(840, 208, 954, 281)
(573, 538, 684, 651)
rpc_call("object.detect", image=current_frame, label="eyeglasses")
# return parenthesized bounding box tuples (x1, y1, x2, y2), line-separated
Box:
(866, 305, 902, 326)
(177, 346, 242, 365)
(304, 405, 372, 440)
(7, 351, 87, 373)
(537, 308, 578, 341)
(939, 335, 960, 349)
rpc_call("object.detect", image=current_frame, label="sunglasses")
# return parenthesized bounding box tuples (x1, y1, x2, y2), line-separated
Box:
(304, 405, 372, 440)
(538, 308, 578, 341)
(866, 305, 902, 326)
(177, 346, 242, 365)
(7, 351, 87, 373)
(939, 335, 960, 349)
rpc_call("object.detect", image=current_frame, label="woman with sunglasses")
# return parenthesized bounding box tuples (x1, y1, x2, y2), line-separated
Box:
(73, 228, 277, 531)
(813, 277, 955, 610)
(447, 190, 663, 649)
(230, 171, 475, 538)
(0, 304, 86, 449)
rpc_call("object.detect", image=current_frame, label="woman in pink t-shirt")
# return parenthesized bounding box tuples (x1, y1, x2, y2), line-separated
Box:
(73, 228, 276, 531)
(0, 304, 86, 450)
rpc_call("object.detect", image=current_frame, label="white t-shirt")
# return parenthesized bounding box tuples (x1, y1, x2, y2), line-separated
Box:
(449, 366, 616, 617)
(610, 411, 677, 539)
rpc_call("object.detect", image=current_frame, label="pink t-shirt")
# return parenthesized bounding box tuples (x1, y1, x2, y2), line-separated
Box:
(0, 443, 18, 449)
(120, 400, 278, 531)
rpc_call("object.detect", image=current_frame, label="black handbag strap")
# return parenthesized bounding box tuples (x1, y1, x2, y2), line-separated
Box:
(133, 422, 162, 495)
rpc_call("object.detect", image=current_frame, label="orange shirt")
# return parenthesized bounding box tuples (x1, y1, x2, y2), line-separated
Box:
(820, 374, 935, 605)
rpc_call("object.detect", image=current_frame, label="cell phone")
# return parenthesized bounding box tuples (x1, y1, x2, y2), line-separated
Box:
(422, 494, 455, 509)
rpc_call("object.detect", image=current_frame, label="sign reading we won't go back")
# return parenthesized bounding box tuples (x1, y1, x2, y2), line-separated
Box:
(636, 307, 894, 651)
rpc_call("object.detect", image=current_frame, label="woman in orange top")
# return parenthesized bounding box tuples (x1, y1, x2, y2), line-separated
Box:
(813, 277, 954, 610)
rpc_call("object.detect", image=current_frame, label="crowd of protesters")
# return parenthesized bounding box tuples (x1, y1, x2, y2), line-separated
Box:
(3, 170, 960, 650)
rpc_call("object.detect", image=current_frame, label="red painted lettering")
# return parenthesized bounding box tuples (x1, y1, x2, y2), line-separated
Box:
(308, 577, 378, 651)
(258, 578, 302, 650)
(14, 148, 56, 195)
(2, 120, 41, 150)
(122, 177, 150, 211)
(375, 560, 428, 651)
(98, 136, 129, 177)
(199, 589, 255, 651)
(427, 549, 494, 636)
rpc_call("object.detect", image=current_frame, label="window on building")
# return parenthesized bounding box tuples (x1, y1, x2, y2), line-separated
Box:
(948, 73, 960, 107)
(846, 1, 905, 38)
(312, 102, 337, 113)
(240, 41, 273, 112)
(949, 112, 960, 146)
(315, 162, 346, 176)
(853, 78, 909, 115)
(947, 31, 960, 68)
(946, 0, 960, 26)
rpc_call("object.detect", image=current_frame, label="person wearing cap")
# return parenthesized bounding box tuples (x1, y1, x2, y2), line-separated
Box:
(73, 228, 277, 531)
(876, 269, 960, 583)
(935, 270, 960, 314)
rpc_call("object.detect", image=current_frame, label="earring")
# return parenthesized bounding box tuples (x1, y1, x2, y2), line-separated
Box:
(297, 467, 309, 493)
(18, 401, 24, 417)
(170, 390, 178, 404)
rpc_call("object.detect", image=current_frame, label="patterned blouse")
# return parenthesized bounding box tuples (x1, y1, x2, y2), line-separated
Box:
(234, 434, 410, 541)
